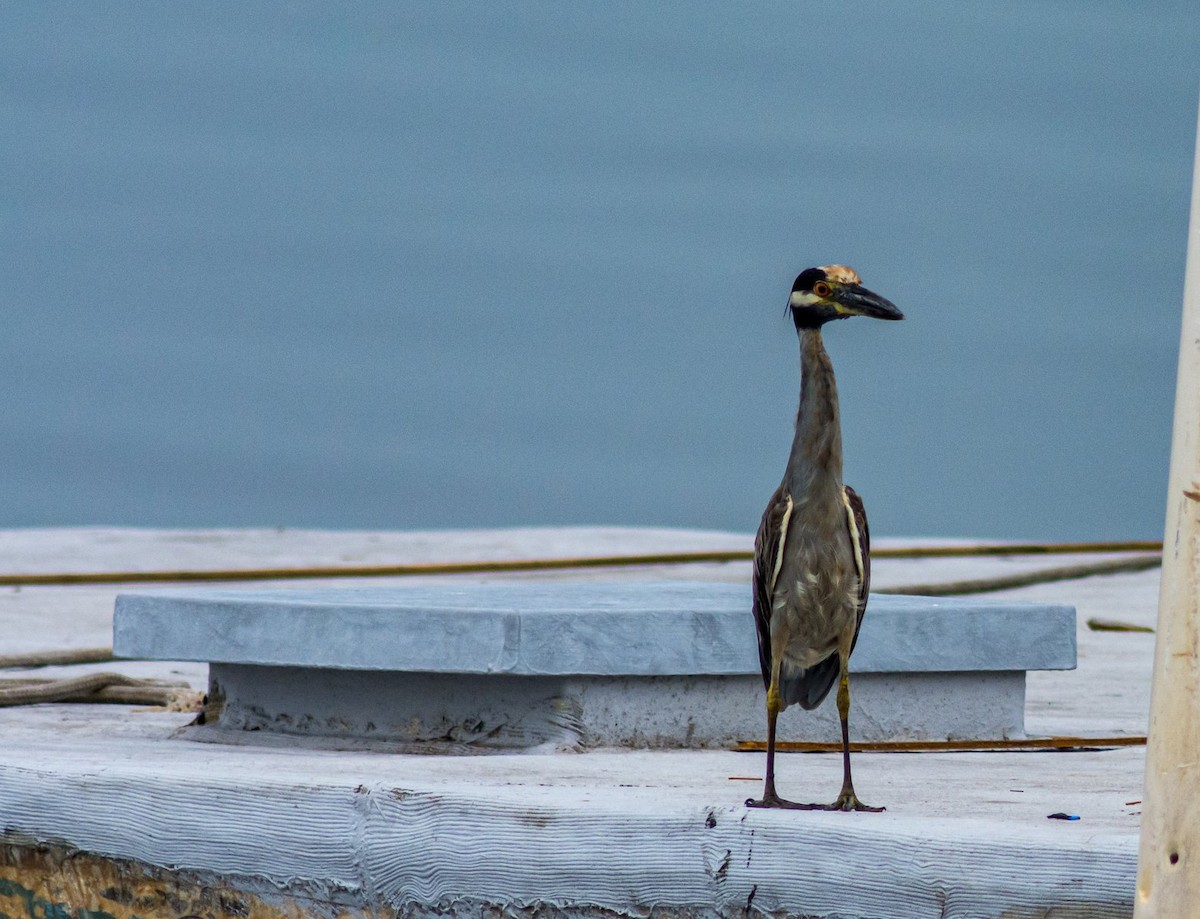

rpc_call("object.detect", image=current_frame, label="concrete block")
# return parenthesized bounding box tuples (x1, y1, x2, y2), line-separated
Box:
(203, 665, 1025, 749)
(114, 581, 1074, 674)
(113, 580, 1074, 749)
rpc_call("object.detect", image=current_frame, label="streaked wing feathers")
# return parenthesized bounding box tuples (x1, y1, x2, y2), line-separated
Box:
(751, 485, 871, 704)
(751, 487, 792, 689)
(842, 484, 871, 656)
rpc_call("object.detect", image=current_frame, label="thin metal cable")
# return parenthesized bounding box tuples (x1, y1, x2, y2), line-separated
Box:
(0, 540, 1164, 587)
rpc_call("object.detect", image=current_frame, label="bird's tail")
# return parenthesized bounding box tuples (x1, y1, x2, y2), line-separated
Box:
(780, 653, 839, 711)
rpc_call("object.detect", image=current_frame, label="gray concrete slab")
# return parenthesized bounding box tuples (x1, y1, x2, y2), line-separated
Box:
(112, 581, 1073, 747)
(113, 581, 1076, 675)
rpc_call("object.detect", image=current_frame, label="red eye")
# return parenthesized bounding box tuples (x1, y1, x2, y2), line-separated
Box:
(813, 281, 832, 298)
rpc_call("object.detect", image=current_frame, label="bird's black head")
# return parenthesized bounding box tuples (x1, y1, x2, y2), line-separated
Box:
(788, 265, 904, 329)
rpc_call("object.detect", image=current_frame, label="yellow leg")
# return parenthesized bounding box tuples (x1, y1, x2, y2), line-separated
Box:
(746, 667, 785, 807)
(747, 655, 885, 812)
(831, 661, 883, 812)
(764, 681, 781, 799)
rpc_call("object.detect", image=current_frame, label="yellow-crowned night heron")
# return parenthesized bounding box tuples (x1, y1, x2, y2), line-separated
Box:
(746, 265, 903, 812)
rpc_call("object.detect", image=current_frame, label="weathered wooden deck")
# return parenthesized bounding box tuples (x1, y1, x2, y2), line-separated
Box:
(0, 527, 1157, 918)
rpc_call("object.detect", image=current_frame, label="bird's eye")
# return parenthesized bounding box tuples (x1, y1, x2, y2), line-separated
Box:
(813, 281, 832, 298)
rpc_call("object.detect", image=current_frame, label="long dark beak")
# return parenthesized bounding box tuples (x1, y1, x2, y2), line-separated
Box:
(835, 284, 904, 321)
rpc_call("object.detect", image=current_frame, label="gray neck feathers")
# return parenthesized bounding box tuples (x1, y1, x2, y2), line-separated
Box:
(783, 328, 843, 497)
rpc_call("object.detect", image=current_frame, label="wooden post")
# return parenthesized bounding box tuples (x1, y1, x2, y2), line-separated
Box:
(1135, 98, 1200, 918)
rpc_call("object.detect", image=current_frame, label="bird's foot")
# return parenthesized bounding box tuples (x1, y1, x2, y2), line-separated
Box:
(828, 788, 884, 812)
(745, 793, 831, 810)
(746, 790, 884, 812)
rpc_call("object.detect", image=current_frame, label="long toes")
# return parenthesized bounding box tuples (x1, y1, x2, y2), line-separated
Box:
(746, 796, 826, 810)
(747, 793, 884, 812)
(833, 794, 885, 813)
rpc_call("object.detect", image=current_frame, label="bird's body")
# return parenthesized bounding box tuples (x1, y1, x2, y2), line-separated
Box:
(758, 328, 863, 709)
(746, 265, 901, 812)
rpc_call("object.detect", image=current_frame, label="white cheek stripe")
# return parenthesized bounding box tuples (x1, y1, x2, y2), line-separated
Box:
(770, 495, 794, 594)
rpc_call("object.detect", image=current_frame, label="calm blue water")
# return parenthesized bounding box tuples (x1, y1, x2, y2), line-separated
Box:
(3, 4, 1198, 540)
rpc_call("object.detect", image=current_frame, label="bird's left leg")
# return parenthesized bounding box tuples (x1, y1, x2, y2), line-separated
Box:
(830, 655, 883, 812)
(747, 658, 829, 810)
(746, 663, 789, 807)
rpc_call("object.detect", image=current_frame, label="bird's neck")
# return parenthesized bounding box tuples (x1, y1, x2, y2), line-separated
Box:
(784, 328, 843, 495)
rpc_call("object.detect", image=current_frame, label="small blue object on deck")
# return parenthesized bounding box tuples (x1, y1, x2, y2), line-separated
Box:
(114, 580, 1075, 751)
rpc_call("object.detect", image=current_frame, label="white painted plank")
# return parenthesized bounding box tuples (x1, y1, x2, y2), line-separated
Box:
(1135, 95, 1200, 918)
(0, 526, 1162, 917)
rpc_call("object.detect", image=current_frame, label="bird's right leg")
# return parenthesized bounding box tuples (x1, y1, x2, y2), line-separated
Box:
(748, 676, 787, 806)
(746, 659, 823, 809)
(746, 672, 785, 807)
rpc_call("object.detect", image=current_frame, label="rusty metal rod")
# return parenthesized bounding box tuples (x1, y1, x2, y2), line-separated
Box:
(876, 554, 1163, 597)
(0, 541, 1164, 587)
(0, 674, 195, 707)
(0, 647, 116, 669)
(735, 735, 1148, 753)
